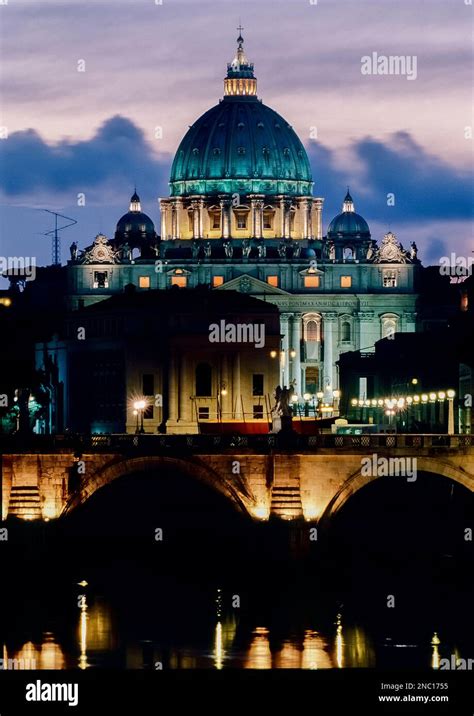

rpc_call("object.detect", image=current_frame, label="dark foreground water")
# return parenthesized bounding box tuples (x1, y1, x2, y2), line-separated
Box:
(1, 469, 472, 670)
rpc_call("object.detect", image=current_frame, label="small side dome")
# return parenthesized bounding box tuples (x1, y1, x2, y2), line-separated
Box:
(115, 191, 157, 247)
(327, 190, 371, 238)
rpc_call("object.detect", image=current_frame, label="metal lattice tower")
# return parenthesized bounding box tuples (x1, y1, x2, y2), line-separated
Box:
(42, 210, 77, 265)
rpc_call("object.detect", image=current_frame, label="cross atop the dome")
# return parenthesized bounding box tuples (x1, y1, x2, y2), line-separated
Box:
(225, 25, 257, 97)
(237, 24, 244, 50)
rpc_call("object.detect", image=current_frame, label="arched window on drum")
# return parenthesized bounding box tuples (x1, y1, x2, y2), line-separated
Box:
(304, 316, 321, 360)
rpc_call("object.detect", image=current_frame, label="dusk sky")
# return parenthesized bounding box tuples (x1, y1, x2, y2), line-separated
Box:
(0, 0, 472, 268)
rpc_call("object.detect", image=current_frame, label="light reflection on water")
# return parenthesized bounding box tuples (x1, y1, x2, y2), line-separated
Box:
(1, 594, 378, 670)
(1, 589, 467, 670)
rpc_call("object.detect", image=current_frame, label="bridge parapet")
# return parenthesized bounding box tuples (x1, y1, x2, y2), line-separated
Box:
(2, 435, 473, 524)
(1, 433, 472, 455)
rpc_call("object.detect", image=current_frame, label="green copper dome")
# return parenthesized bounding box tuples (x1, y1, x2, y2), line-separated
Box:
(115, 191, 157, 247)
(169, 33, 313, 198)
(170, 98, 313, 197)
(327, 212, 370, 237)
(327, 191, 371, 238)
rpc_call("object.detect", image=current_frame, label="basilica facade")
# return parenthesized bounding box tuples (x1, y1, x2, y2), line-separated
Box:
(66, 33, 420, 407)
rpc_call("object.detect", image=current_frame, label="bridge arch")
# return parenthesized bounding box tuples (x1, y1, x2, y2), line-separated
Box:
(320, 457, 474, 524)
(62, 454, 252, 517)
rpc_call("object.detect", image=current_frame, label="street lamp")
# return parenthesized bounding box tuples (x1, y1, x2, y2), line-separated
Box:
(133, 399, 146, 434)
(447, 389, 455, 435)
(385, 408, 396, 430)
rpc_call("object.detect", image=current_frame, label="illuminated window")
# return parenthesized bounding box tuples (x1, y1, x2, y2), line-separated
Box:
(340, 276, 352, 288)
(304, 317, 320, 360)
(93, 271, 109, 289)
(139, 276, 150, 289)
(171, 276, 187, 287)
(263, 211, 274, 229)
(267, 276, 278, 287)
(304, 275, 320, 288)
(306, 320, 319, 341)
(235, 212, 248, 229)
(381, 315, 398, 339)
(383, 270, 397, 287)
(210, 210, 221, 230)
(213, 276, 224, 287)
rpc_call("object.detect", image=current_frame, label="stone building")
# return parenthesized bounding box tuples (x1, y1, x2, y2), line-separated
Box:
(36, 289, 281, 434)
(64, 33, 420, 409)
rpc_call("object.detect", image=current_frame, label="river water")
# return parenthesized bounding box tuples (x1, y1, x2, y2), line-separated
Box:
(1, 469, 472, 671)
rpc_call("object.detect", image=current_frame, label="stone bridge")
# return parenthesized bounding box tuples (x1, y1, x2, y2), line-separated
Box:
(1, 434, 473, 523)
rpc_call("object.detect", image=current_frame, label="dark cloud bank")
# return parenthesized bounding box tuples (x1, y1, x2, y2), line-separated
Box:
(1, 116, 472, 264)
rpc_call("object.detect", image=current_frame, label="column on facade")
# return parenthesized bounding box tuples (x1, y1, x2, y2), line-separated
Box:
(322, 312, 337, 401)
(284, 200, 292, 239)
(290, 313, 302, 397)
(298, 198, 310, 239)
(357, 311, 376, 353)
(232, 353, 242, 419)
(178, 355, 188, 423)
(220, 354, 230, 420)
(191, 199, 200, 239)
(250, 196, 257, 238)
(255, 198, 264, 239)
(219, 195, 231, 239)
(170, 203, 177, 240)
(175, 199, 182, 239)
(280, 313, 291, 387)
(278, 196, 286, 238)
(251, 195, 264, 239)
(307, 198, 313, 239)
(312, 198, 324, 240)
(168, 350, 179, 421)
(198, 198, 204, 238)
(159, 200, 168, 240)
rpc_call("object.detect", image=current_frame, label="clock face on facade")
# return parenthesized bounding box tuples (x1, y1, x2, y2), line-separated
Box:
(384, 245, 398, 261)
(93, 246, 108, 262)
